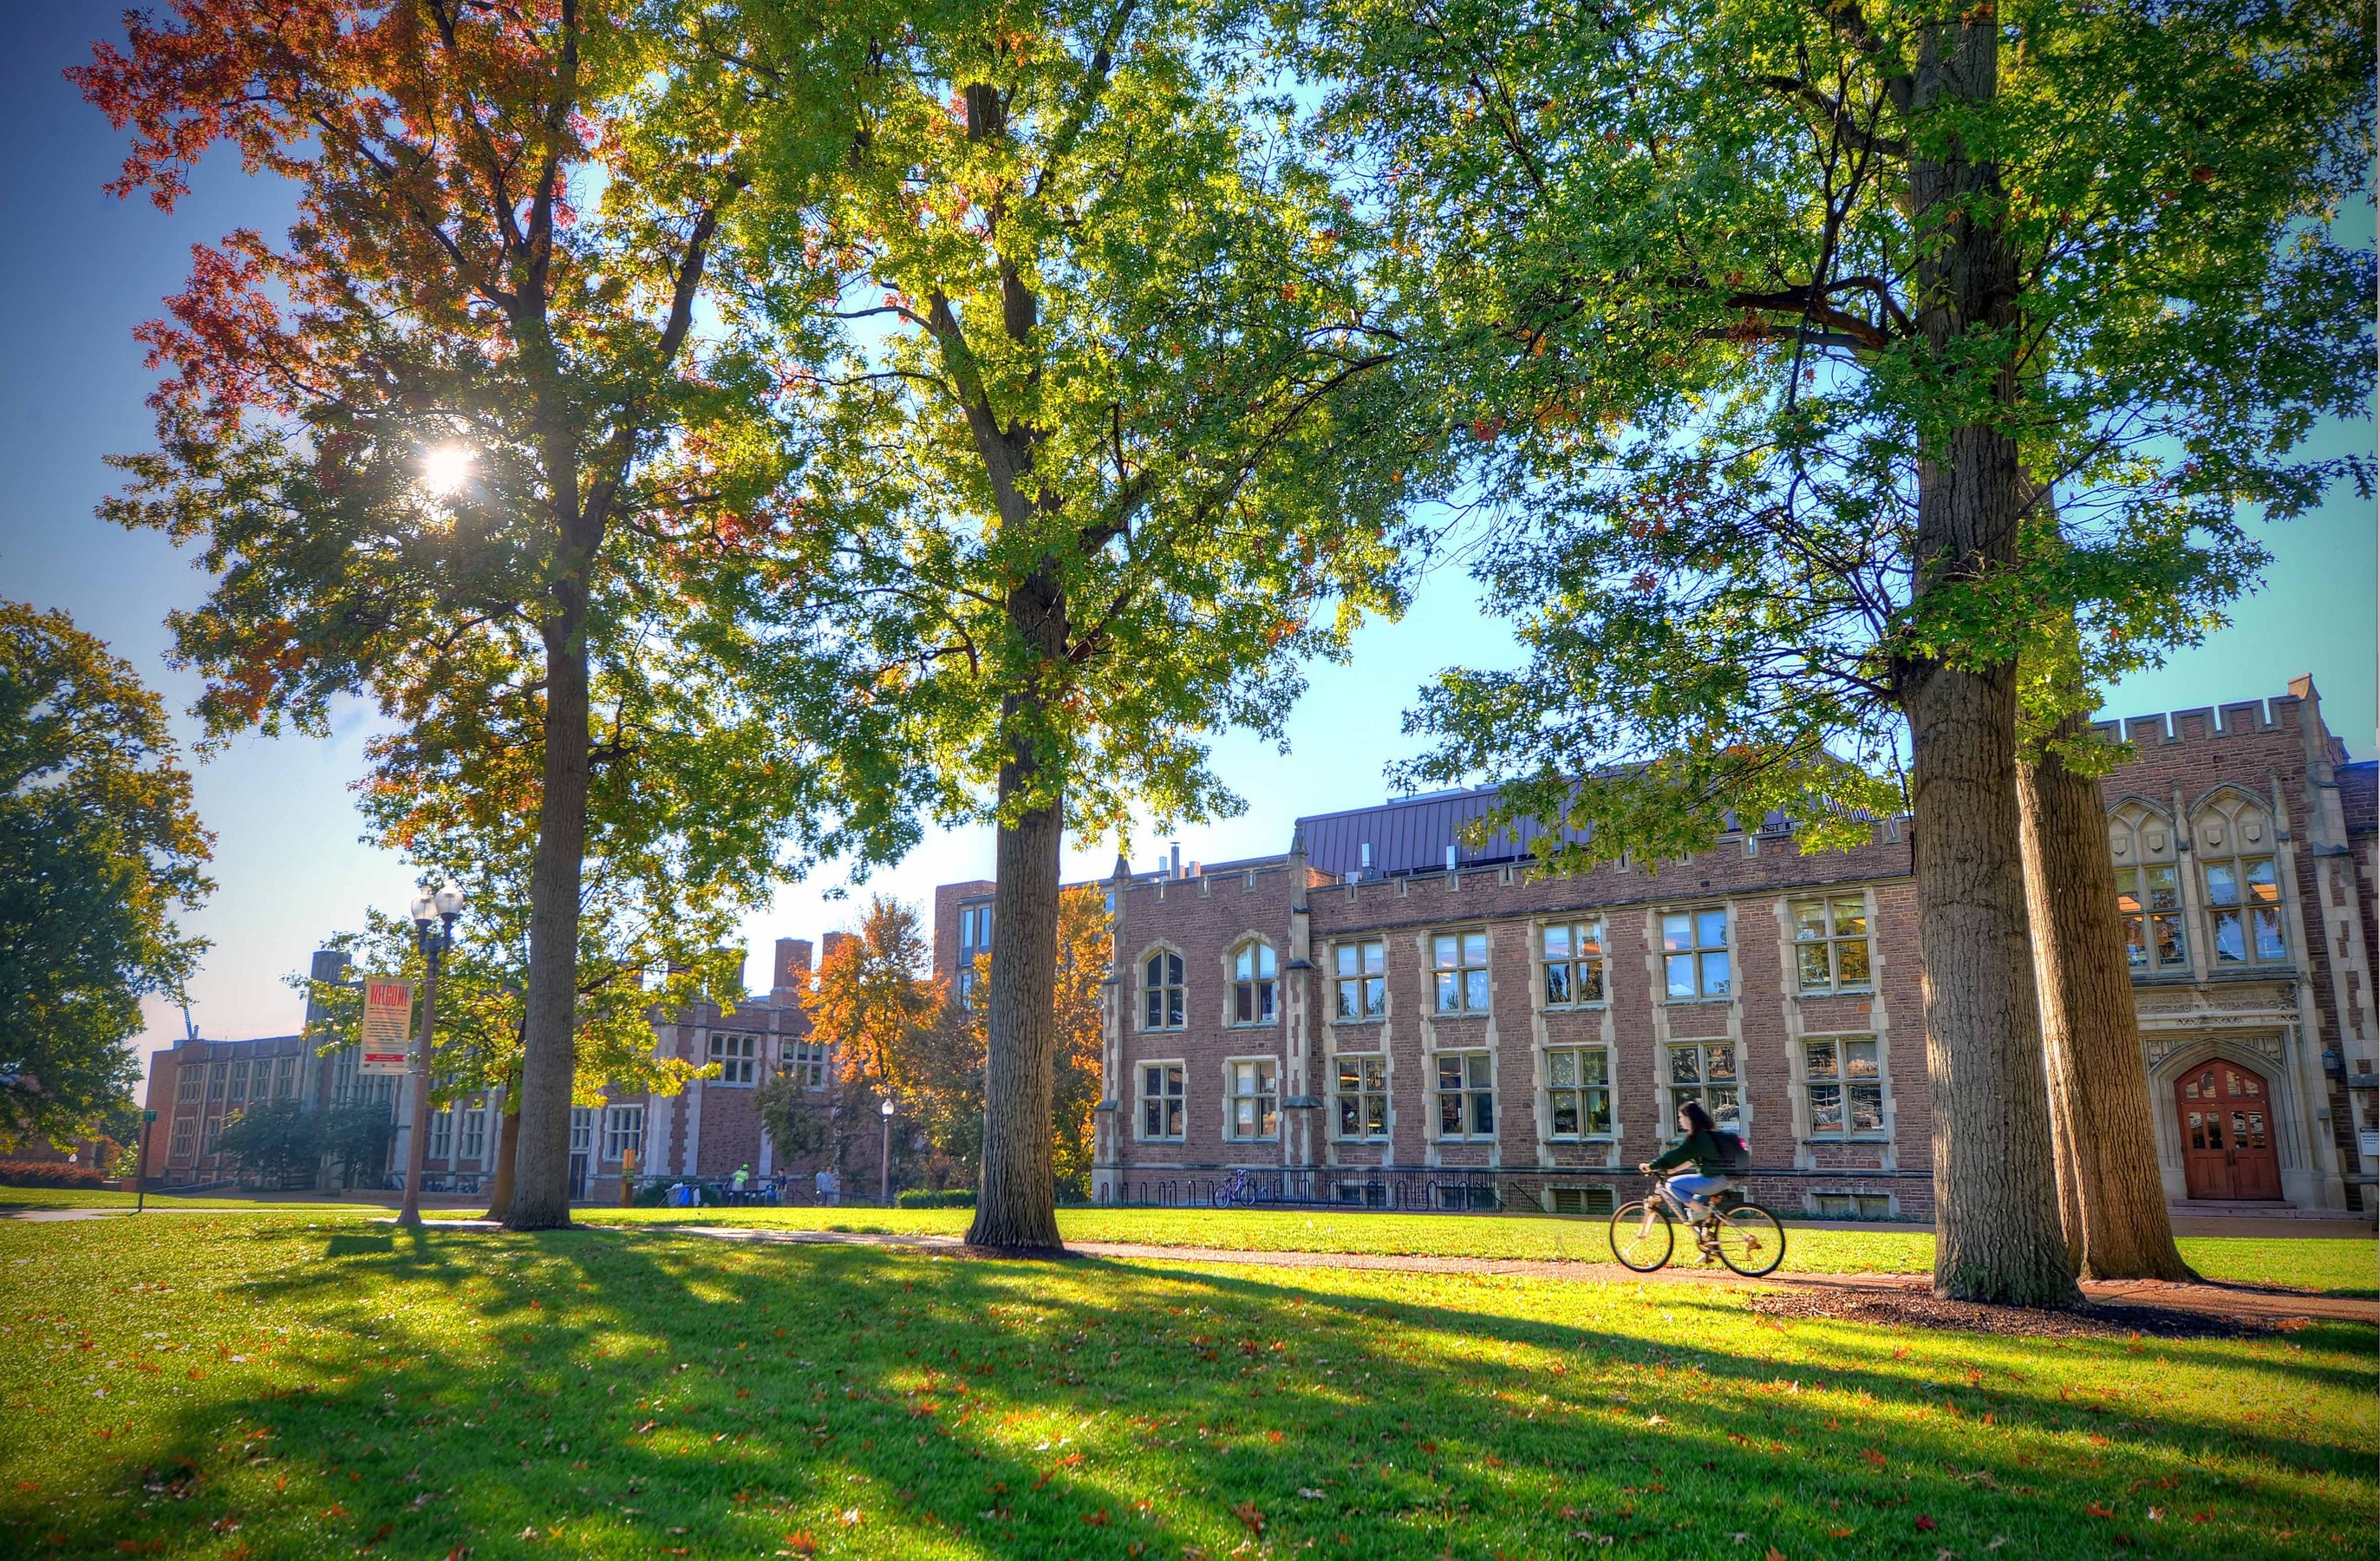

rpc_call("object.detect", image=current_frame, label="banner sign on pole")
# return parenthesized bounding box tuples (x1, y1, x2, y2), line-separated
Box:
(360, 979, 415, 1075)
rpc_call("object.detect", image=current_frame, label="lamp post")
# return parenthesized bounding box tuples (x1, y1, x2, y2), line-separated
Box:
(396, 884, 466, 1227)
(878, 1096, 896, 1206)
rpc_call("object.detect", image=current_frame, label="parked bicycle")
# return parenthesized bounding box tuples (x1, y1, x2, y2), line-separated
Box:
(1609, 1175, 1785, 1277)
(1210, 1169, 1257, 1208)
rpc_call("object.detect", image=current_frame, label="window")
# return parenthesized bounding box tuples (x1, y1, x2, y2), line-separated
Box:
(207, 1062, 230, 1105)
(1143, 950, 1185, 1031)
(272, 1055, 299, 1100)
(1334, 1055, 1387, 1140)
(2116, 865, 2188, 971)
(1541, 921, 1607, 1008)
(785, 1037, 829, 1090)
(1661, 910, 1731, 1000)
(603, 1104, 645, 1163)
(1431, 931, 1490, 1013)
(1231, 941, 1278, 1025)
(1138, 1062, 1185, 1140)
(709, 1032, 759, 1086)
(2203, 856, 2285, 965)
(1333, 938, 1386, 1021)
(427, 1107, 454, 1161)
(168, 1116, 195, 1159)
(458, 1104, 487, 1162)
(226, 1059, 250, 1110)
(1546, 1048, 1613, 1139)
(1435, 1052, 1495, 1139)
(175, 1068, 204, 1107)
(570, 1107, 594, 1154)
(957, 902, 994, 1004)
(1790, 898, 1872, 992)
(1666, 1042, 1739, 1130)
(1224, 1059, 1279, 1140)
(201, 1115, 223, 1154)
(1803, 1036, 1884, 1139)
(1549, 1185, 1615, 1216)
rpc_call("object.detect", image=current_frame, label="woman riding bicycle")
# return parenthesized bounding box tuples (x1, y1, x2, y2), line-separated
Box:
(1639, 1101, 1737, 1222)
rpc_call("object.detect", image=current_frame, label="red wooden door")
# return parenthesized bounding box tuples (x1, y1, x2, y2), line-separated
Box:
(2175, 1062, 2282, 1201)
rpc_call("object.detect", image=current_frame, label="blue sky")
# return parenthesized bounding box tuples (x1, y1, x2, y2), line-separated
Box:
(5, 3, 2372, 1081)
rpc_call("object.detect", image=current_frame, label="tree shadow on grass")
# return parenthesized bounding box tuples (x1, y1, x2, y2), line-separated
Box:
(5, 1218, 2371, 1561)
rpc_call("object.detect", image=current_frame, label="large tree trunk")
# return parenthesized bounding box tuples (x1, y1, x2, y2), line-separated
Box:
(506, 602, 592, 1230)
(2019, 710, 2199, 1280)
(966, 565, 1069, 1254)
(484, 1097, 522, 1224)
(1899, 18, 2079, 1307)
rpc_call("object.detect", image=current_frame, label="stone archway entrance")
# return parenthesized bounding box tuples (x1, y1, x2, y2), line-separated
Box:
(2174, 1060, 2283, 1201)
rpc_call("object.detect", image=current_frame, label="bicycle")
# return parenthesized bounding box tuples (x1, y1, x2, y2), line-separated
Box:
(1608, 1176, 1785, 1277)
(1211, 1169, 1256, 1208)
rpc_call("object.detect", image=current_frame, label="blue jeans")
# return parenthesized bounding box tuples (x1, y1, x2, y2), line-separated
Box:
(1666, 1174, 1729, 1216)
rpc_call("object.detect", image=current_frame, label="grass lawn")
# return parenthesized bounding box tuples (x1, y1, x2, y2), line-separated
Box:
(536, 1205, 2378, 1296)
(2, 1216, 2370, 1559)
(0, 1187, 373, 1212)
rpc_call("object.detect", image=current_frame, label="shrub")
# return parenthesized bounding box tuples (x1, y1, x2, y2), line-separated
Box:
(0, 1160, 110, 1189)
(895, 1188, 975, 1209)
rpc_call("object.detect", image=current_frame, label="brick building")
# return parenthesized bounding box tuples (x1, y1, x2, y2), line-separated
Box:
(143, 939, 891, 1201)
(934, 678, 2376, 1218)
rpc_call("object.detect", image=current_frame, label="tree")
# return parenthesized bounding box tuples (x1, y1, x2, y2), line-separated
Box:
(726, 0, 1440, 1250)
(1310, 0, 2372, 1301)
(0, 601, 212, 1150)
(2018, 689, 2195, 1280)
(214, 1099, 324, 1188)
(77, 1, 908, 1227)
(1048, 885, 1107, 1199)
(801, 898, 940, 1101)
(319, 1100, 397, 1191)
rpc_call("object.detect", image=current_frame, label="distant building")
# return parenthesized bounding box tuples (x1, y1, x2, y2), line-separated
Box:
(931, 677, 2376, 1218)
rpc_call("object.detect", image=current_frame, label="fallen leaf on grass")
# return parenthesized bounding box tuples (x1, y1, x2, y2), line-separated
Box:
(778, 1535, 816, 1558)
(1081, 1509, 1111, 1526)
(1914, 1515, 1937, 1532)
(1234, 1501, 1266, 1535)
(2087, 1502, 2117, 1519)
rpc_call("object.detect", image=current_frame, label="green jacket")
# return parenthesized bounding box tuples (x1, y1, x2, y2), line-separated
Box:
(1647, 1127, 1730, 1177)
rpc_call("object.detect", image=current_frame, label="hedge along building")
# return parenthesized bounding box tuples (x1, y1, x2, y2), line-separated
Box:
(935, 677, 2376, 1218)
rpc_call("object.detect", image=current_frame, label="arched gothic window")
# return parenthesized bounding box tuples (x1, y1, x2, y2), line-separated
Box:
(2107, 800, 2186, 973)
(2192, 791, 2286, 966)
(1143, 949, 1185, 1030)
(1230, 940, 1277, 1025)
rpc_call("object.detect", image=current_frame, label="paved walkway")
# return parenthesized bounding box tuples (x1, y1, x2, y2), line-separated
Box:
(655, 1224, 2378, 1326)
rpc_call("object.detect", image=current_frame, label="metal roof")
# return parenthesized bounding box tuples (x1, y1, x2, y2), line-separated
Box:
(1294, 787, 1594, 878)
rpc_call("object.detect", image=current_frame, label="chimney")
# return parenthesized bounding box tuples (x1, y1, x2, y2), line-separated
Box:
(773, 937, 812, 999)
(821, 931, 855, 965)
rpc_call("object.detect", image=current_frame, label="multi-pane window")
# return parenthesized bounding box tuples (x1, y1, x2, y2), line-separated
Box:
(956, 903, 993, 1004)
(459, 1104, 488, 1162)
(168, 1116, 195, 1159)
(1435, 1052, 1495, 1139)
(1803, 1036, 1884, 1139)
(1661, 910, 1731, 1000)
(1224, 1059, 1279, 1140)
(1791, 898, 1872, 992)
(2181, 1065, 2269, 1153)
(201, 1115, 223, 1154)
(1666, 1042, 1740, 1131)
(1541, 921, 1607, 1008)
(1231, 941, 1279, 1025)
(1333, 938, 1387, 1021)
(226, 1059, 250, 1110)
(1334, 1055, 1388, 1140)
(175, 1068, 204, 1107)
(427, 1107, 454, 1161)
(709, 1032, 759, 1086)
(1431, 931, 1490, 1013)
(786, 1038, 830, 1089)
(2203, 855, 2286, 965)
(207, 1063, 230, 1106)
(2116, 865, 2188, 971)
(603, 1104, 645, 1163)
(1138, 1062, 1185, 1140)
(570, 1107, 594, 1155)
(272, 1055, 300, 1100)
(1546, 1048, 1613, 1139)
(1143, 950, 1186, 1031)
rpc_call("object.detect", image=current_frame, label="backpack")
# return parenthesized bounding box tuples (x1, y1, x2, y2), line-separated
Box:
(1712, 1128, 1752, 1174)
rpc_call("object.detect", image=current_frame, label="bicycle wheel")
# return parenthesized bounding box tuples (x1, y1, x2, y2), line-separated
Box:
(1609, 1199, 1675, 1272)
(1710, 1204, 1785, 1277)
